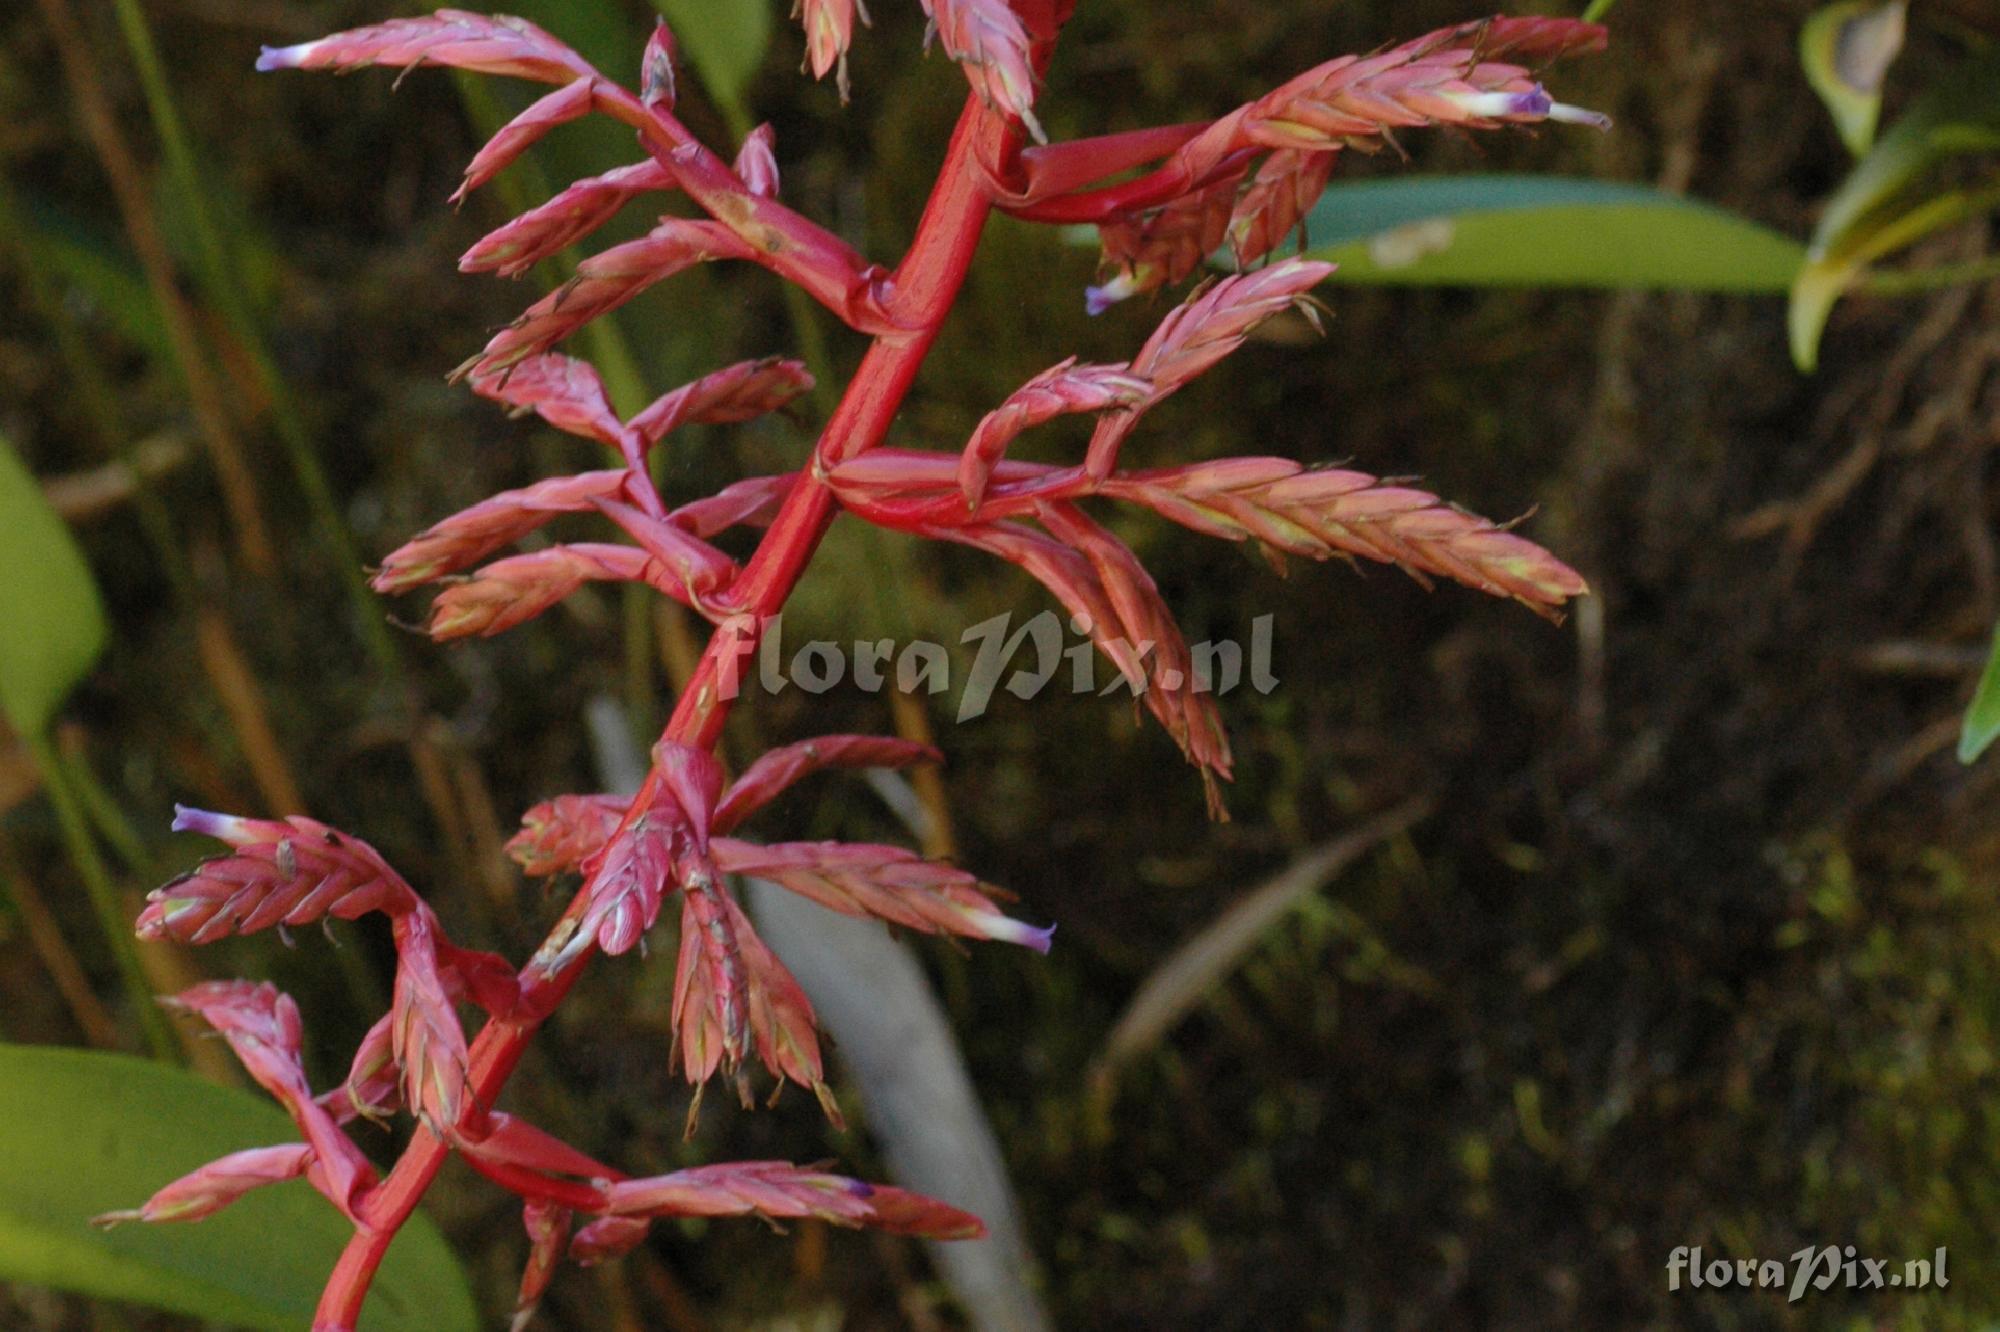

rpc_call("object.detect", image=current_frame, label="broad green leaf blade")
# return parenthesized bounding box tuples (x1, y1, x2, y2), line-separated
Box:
(1790, 45, 2000, 370)
(652, 0, 773, 118)
(0, 1045, 477, 1331)
(1960, 623, 2000, 763)
(1800, 2, 1907, 157)
(1292, 176, 1804, 291)
(0, 432, 108, 737)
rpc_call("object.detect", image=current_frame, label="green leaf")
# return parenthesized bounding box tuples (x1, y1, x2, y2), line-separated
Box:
(1292, 176, 1805, 291)
(651, 0, 773, 120)
(1790, 45, 2000, 370)
(1960, 623, 2000, 763)
(7, 198, 173, 364)
(1800, 2, 1907, 157)
(0, 432, 108, 737)
(0, 1045, 477, 1331)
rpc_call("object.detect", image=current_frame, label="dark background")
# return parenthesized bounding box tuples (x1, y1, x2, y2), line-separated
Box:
(2, 1, 1996, 1327)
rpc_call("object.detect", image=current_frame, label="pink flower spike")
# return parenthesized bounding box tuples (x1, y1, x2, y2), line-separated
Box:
(959, 358, 1151, 510)
(1085, 258, 1333, 477)
(256, 10, 597, 86)
(714, 838, 1053, 952)
(163, 981, 375, 1219)
(142, 810, 422, 943)
(1236, 18, 1609, 150)
(512, 1200, 571, 1332)
(390, 912, 472, 1135)
(466, 1112, 620, 1182)
(629, 357, 816, 450)
(920, 0, 1043, 142)
(1037, 501, 1232, 801)
(425, 543, 704, 640)
(734, 125, 781, 199)
(568, 1215, 650, 1266)
(1438, 15, 1610, 63)
(456, 219, 753, 381)
(601, 1161, 985, 1240)
(930, 515, 1231, 809)
(1100, 458, 1589, 616)
(669, 874, 753, 1081)
(668, 473, 799, 540)
(332, 1013, 400, 1124)
(438, 940, 523, 1017)
(653, 740, 724, 848)
(508, 793, 628, 876)
(453, 78, 597, 205)
(796, 0, 868, 98)
(591, 499, 741, 601)
(1089, 165, 1246, 311)
(1130, 258, 1335, 397)
(555, 783, 685, 963)
(468, 353, 626, 447)
(714, 734, 941, 833)
(94, 1143, 314, 1227)
(460, 160, 677, 278)
(1227, 149, 1339, 268)
(722, 893, 832, 1110)
(373, 470, 630, 595)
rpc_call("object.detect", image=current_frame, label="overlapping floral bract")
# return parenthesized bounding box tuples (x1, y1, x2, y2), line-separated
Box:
(124, 7, 1604, 1326)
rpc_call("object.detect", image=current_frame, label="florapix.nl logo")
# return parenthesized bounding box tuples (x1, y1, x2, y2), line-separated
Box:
(709, 610, 1280, 719)
(1667, 1245, 1948, 1303)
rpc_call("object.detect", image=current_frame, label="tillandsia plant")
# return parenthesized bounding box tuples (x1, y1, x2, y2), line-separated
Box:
(106, 5, 1607, 1327)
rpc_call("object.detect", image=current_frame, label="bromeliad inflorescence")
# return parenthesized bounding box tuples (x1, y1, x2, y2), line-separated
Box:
(111, 5, 1605, 1326)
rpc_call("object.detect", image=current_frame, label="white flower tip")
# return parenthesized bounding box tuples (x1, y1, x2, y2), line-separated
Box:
(1085, 274, 1138, 316)
(981, 915, 1056, 954)
(1548, 101, 1613, 131)
(171, 804, 244, 843)
(255, 40, 316, 72)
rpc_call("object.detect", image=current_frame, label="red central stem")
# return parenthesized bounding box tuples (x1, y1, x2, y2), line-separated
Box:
(313, 94, 1013, 1330)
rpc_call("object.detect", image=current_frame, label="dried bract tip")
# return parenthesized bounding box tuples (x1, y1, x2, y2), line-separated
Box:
(640, 19, 678, 111)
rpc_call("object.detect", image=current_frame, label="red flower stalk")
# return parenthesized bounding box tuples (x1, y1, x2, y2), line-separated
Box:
(124, 10, 1609, 1326)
